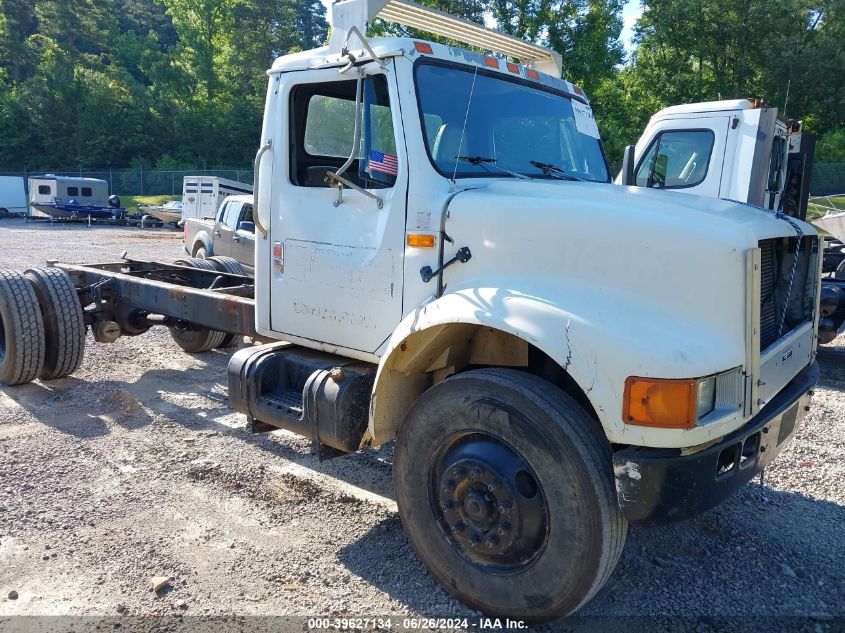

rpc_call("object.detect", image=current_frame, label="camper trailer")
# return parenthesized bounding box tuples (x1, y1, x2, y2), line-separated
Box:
(28, 176, 120, 220)
(181, 176, 253, 221)
(0, 176, 26, 216)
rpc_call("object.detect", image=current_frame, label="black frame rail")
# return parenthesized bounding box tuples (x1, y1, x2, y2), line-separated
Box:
(56, 259, 258, 338)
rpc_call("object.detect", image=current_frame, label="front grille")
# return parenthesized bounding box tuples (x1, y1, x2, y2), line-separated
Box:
(759, 236, 817, 351)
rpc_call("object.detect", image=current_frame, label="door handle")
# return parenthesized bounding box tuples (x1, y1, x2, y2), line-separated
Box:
(233, 235, 240, 243)
(214, 230, 221, 237)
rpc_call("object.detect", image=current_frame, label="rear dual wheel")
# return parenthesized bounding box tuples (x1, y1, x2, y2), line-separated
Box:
(394, 369, 626, 624)
(0, 267, 85, 386)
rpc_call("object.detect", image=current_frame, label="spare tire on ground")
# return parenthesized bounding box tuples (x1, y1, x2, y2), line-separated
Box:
(23, 268, 86, 380)
(0, 269, 46, 385)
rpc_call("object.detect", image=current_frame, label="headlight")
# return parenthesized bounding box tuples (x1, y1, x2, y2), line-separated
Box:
(696, 376, 717, 419)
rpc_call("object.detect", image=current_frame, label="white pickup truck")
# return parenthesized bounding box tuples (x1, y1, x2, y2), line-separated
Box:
(0, 0, 822, 622)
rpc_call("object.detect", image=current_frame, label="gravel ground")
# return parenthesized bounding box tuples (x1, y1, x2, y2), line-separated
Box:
(0, 219, 842, 627)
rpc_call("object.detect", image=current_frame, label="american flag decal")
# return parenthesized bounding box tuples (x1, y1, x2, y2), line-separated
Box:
(369, 150, 398, 176)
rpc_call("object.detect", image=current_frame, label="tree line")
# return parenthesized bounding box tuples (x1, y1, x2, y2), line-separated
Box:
(0, 0, 843, 172)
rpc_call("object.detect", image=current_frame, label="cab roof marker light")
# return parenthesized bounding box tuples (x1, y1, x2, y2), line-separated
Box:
(506, 62, 519, 74)
(573, 85, 585, 96)
(414, 41, 433, 54)
(483, 56, 499, 68)
(526, 69, 539, 80)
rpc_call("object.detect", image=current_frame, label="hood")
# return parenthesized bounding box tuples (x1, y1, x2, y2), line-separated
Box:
(451, 180, 814, 244)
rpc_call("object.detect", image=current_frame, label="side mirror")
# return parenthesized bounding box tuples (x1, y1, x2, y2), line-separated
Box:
(620, 144, 636, 186)
(238, 221, 255, 234)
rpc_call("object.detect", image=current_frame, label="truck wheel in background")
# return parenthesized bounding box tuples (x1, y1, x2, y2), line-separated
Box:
(394, 368, 626, 624)
(23, 268, 86, 380)
(193, 245, 208, 259)
(171, 257, 237, 349)
(0, 270, 46, 385)
(836, 258, 845, 280)
(168, 326, 227, 353)
(174, 257, 217, 272)
(207, 256, 247, 277)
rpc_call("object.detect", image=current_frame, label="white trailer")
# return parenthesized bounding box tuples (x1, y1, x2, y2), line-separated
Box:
(0, 176, 26, 216)
(181, 176, 253, 221)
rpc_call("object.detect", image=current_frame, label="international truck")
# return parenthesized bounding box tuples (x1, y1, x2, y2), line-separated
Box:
(620, 99, 844, 345)
(0, 0, 823, 622)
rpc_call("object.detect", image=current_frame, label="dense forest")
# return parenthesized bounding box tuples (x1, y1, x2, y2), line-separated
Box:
(0, 0, 843, 171)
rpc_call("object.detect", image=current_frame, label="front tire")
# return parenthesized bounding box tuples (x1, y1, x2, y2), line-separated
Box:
(394, 369, 626, 623)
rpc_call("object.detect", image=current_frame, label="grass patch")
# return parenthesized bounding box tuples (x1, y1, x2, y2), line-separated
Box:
(121, 194, 180, 214)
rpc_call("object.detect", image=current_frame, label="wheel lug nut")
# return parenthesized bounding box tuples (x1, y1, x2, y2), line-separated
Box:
(469, 467, 482, 478)
(487, 480, 500, 491)
(498, 500, 512, 513)
(485, 535, 498, 548)
(497, 522, 511, 535)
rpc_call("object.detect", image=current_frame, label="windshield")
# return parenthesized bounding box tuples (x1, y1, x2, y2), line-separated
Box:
(415, 62, 610, 182)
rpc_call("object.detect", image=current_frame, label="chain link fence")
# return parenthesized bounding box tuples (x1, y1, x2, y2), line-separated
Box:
(0, 167, 254, 197)
(811, 163, 845, 196)
(3, 163, 844, 196)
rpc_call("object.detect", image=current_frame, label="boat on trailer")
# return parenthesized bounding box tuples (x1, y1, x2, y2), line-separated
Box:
(28, 175, 125, 220)
(140, 200, 182, 225)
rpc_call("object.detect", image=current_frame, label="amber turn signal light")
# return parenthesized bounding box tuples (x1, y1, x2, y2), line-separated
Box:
(622, 377, 697, 429)
(407, 233, 436, 248)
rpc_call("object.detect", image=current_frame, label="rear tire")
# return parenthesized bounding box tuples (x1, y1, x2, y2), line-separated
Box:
(23, 268, 86, 380)
(394, 368, 626, 624)
(207, 256, 247, 277)
(168, 326, 227, 353)
(0, 270, 46, 385)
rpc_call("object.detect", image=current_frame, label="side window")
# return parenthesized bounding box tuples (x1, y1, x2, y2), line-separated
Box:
(67, 186, 79, 196)
(38, 185, 52, 195)
(81, 187, 92, 197)
(635, 130, 715, 189)
(240, 204, 253, 224)
(291, 75, 397, 189)
(222, 202, 242, 229)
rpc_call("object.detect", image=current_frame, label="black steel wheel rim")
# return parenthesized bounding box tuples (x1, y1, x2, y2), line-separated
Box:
(430, 431, 549, 572)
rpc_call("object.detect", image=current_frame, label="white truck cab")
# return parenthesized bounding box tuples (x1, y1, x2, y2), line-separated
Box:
(0, 0, 822, 623)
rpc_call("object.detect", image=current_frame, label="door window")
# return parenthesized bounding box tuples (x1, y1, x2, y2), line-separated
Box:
(38, 185, 51, 195)
(67, 187, 79, 196)
(291, 75, 397, 188)
(636, 129, 715, 189)
(221, 202, 242, 229)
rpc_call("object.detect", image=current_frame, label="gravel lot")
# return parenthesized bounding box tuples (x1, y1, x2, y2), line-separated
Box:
(0, 219, 842, 626)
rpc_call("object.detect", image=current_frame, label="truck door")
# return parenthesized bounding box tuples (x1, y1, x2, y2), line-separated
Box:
(231, 202, 255, 269)
(634, 117, 730, 198)
(267, 66, 406, 354)
(214, 199, 241, 257)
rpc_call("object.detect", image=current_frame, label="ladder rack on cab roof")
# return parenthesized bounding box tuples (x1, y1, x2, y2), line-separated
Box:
(329, 0, 563, 77)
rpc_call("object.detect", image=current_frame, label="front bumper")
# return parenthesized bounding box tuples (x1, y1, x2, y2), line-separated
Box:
(613, 361, 819, 527)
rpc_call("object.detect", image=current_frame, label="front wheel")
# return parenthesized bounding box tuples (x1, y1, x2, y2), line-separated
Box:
(394, 368, 626, 623)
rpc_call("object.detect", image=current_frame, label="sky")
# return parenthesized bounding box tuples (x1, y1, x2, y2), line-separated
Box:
(319, 0, 644, 55)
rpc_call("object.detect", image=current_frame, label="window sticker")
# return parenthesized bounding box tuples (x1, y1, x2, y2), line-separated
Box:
(572, 101, 600, 139)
